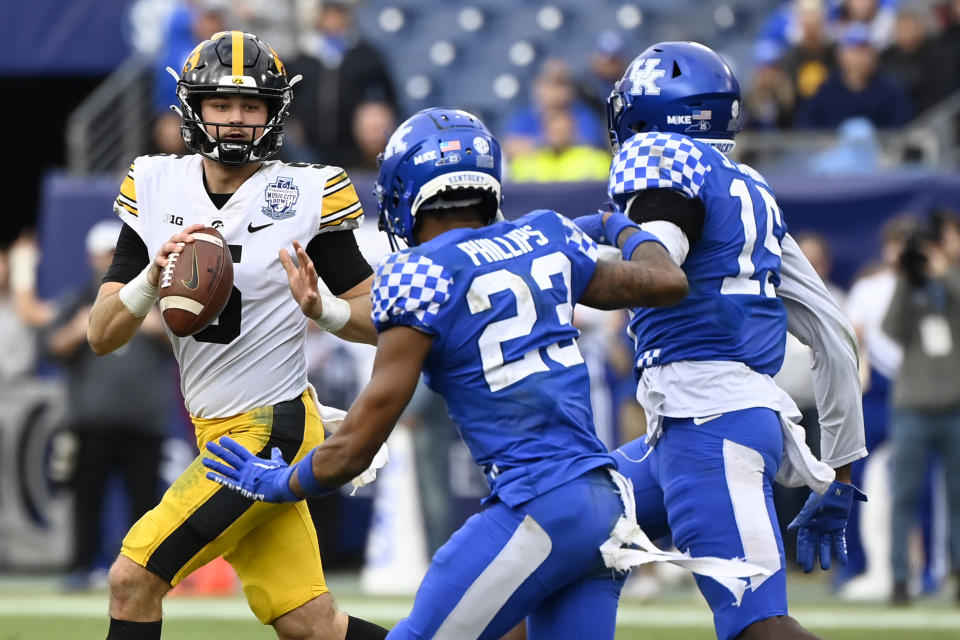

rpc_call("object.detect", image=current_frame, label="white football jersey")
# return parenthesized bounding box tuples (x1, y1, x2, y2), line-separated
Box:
(114, 154, 365, 418)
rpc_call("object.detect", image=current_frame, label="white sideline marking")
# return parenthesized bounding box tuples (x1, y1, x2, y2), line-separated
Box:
(0, 597, 958, 630)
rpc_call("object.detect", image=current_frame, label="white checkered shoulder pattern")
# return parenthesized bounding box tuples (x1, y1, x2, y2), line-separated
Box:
(637, 348, 662, 368)
(372, 251, 452, 329)
(557, 213, 600, 263)
(608, 132, 711, 201)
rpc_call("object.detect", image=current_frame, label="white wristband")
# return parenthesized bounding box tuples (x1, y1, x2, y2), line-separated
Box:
(313, 294, 351, 331)
(118, 265, 159, 317)
(9, 244, 39, 292)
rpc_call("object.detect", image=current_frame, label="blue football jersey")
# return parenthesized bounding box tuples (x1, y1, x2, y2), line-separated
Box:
(608, 131, 788, 376)
(371, 210, 615, 507)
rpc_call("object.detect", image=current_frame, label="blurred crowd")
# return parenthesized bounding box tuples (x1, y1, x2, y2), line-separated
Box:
(137, 0, 960, 184)
(747, 0, 960, 131)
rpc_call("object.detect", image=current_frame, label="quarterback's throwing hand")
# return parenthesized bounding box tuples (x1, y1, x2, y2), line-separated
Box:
(788, 480, 867, 573)
(203, 436, 299, 503)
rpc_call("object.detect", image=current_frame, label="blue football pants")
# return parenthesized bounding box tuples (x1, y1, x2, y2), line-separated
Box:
(616, 408, 788, 640)
(387, 468, 627, 640)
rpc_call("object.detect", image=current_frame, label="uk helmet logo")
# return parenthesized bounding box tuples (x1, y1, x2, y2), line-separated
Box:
(626, 58, 665, 95)
(383, 123, 414, 160)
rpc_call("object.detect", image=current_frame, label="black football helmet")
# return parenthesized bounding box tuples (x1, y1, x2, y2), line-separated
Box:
(169, 31, 300, 165)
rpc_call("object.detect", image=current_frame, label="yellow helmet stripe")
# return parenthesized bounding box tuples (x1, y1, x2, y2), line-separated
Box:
(231, 31, 243, 77)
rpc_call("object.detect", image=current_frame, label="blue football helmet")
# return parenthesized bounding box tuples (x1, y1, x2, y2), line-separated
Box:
(375, 108, 502, 249)
(607, 41, 741, 154)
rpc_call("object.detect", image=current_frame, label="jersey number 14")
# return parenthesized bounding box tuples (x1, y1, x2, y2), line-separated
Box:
(721, 178, 784, 298)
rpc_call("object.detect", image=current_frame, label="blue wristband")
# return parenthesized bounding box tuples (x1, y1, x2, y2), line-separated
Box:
(294, 450, 340, 498)
(602, 212, 641, 246)
(621, 230, 667, 261)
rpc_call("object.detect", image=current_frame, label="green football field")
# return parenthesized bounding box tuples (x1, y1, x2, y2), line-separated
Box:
(1, 573, 957, 639)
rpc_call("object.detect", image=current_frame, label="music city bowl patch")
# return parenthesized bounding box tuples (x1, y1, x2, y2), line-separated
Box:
(262, 176, 300, 219)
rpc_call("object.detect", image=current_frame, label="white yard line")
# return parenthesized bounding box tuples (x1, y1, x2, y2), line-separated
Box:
(615, 605, 960, 630)
(0, 595, 958, 630)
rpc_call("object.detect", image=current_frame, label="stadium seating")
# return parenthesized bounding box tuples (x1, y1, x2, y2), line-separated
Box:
(354, 1, 774, 130)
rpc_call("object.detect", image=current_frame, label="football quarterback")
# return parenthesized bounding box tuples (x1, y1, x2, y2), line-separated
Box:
(88, 31, 387, 640)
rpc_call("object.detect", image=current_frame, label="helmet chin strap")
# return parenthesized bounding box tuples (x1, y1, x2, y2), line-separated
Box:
(214, 141, 250, 164)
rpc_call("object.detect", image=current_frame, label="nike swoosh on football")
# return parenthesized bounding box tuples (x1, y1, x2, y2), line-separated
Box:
(692, 414, 723, 425)
(247, 222, 274, 233)
(180, 251, 200, 290)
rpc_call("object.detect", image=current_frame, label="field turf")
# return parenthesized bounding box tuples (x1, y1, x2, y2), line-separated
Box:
(1, 572, 956, 639)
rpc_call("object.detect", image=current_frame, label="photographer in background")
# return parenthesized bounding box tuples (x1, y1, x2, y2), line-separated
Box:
(882, 209, 960, 605)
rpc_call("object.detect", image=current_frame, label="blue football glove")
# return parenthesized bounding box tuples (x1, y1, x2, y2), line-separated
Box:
(571, 213, 606, 244)
(788, 480, 867, 572)
(202, 436, 298, 503)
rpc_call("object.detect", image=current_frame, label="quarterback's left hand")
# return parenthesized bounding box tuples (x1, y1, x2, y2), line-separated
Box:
(788, 481, 867, 572)
(279, 241, 323, 320)
(203, 436, 299, 503)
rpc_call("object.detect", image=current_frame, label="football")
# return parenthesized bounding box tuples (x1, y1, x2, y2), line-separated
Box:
(158, 227, 233, 337)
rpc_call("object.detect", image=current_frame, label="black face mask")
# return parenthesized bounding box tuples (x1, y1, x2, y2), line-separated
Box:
(180, 109, 285, 166)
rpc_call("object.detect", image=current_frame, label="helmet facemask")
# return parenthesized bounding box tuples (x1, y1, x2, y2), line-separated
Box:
(174, 84, 292, 165)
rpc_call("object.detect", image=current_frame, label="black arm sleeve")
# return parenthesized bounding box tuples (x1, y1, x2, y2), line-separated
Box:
(306, 231, 375, 296)
(625, 188, 706, 246)
(103, 223, 150, 285)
